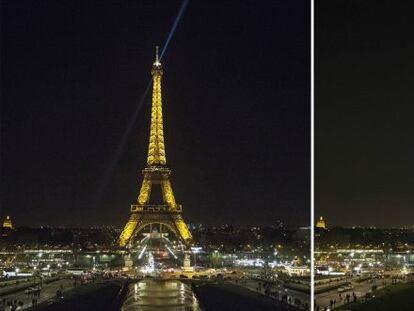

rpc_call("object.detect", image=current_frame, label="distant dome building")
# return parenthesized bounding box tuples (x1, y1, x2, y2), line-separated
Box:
(316, 216, 326, 229)
(3, 216, 13, 229)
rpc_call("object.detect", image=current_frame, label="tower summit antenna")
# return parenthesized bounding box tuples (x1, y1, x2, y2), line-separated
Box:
(154, 45, 161, 66)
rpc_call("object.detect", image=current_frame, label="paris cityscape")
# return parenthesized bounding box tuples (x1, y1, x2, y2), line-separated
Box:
(2, 1, 414, 311)
(1, 215, 310, 310)
(1, 1, 310, 309)
(314, 0, 414, 310)
(0, 28, 310, 307)
(314, 218, 414, 310)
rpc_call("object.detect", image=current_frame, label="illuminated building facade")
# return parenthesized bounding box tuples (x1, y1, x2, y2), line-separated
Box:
(316, 216, 326, 229)
(118, 47, 192, 248)
(2, 216, 13, 229)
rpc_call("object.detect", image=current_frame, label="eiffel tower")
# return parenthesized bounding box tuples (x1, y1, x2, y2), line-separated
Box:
(118, 47, 192, 248)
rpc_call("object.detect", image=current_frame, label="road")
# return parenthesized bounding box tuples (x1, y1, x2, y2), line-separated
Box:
(0, 278, 73, 310)
(315, 278, 388, 310)
(231, 279, 310, 310)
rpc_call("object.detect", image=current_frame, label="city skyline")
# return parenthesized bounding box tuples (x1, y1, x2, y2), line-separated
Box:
(2, 1, 414, 311)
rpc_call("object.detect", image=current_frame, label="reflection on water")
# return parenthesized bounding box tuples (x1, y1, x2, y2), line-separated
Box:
(122, 279, 202, 311)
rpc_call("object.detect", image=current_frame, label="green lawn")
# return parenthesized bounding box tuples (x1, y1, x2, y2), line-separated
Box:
(338, 283, 414, 311)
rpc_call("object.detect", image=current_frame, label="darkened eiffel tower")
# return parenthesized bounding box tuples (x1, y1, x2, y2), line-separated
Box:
(118, 47, 192, 248)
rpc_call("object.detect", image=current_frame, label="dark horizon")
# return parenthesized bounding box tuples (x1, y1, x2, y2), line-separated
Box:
(315, 1, 414, 228)
(1, 1, 310, 228)
(318, 222, 414, 230)
(7, 222, 311, 230)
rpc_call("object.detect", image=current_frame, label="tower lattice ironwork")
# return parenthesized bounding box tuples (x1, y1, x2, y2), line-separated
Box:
(118, 47, 192, 248)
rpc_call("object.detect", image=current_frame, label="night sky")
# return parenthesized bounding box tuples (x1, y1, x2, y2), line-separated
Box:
(315, 1, 414, 227)
(1, 0, 310, 228)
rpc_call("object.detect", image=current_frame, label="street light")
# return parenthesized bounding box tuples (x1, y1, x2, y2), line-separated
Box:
(191, 247, 202, 268)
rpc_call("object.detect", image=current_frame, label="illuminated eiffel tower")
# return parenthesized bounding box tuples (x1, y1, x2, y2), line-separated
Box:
(118, 47, 192, 248)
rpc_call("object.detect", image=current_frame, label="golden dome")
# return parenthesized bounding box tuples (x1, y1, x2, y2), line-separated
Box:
(3, 216, 13, 229)
(316, 216, 326, 229)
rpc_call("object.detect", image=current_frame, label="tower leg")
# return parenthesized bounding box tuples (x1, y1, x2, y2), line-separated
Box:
(161, 179, 177, 208)
(138, 176, 152, 204)
(172, 214, 192, 244)
(118, 214, 141, 247)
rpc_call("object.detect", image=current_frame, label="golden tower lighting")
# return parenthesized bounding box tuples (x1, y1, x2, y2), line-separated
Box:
(118, 47, 192, 248)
